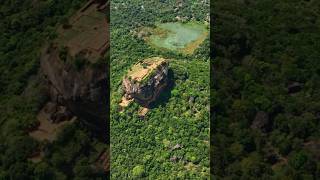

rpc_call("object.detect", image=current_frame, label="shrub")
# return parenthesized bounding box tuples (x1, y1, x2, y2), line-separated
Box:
(132, 165, 145, 178)
(59, 46, 69, 62)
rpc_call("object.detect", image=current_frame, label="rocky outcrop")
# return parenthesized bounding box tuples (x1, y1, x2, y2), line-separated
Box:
(122, 57, 169, 107)
(41, 46, 108, 135)
(40, 0, 109, 139)
(43, 102, 72, 123)
(250, 111, 270, 132)
(288, 82, 303, 94)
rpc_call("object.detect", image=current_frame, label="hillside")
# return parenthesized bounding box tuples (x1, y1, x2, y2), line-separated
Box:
(111, 0, 210, 178)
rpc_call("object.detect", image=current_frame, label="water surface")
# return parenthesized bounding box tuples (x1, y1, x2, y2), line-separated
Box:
(149, 22, 208, 53)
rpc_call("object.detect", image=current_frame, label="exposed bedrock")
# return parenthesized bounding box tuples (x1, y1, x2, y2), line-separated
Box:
(38, 0, 109, 141)
(122, 59, 169, 107)
(40, 46, 108, 140)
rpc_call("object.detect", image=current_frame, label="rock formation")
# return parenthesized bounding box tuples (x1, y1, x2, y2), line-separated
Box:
(287, 82, 303, 94)
(122, 57, 169, 107)
(40, 0, 109, 139)
(250, 111, 270, 132)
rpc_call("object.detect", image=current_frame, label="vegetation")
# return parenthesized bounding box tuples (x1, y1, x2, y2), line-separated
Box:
(59, 46, 69, 62)
(74, 51, 89, 71)
(212, 0, 320, 179)
(111, 0, 209, 178)
(0, 0, 108, 179)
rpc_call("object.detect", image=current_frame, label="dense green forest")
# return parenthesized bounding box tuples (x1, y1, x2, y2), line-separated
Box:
(0, 0, 108, 179)
(111, 0, 210, 179)
(212, 0, 320, 179)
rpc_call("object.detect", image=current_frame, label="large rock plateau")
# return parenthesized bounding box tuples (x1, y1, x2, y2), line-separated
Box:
(122, 57, 169, 107)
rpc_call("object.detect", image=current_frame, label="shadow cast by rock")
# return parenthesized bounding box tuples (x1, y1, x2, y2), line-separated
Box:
(149, 68, 175, 109)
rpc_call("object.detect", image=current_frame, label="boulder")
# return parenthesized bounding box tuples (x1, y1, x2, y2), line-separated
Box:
(50, 106, 72, 123)
(43, 102, 57, 115)
(171, 144, 182, 151)
(170, 156, 178, 163)
(288, 82, 303, 94)
(189, 96, 195, 105)
(251, 111, 270, 132)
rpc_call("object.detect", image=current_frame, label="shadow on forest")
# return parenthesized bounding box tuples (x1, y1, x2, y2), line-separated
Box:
(149, 68, 175, 109)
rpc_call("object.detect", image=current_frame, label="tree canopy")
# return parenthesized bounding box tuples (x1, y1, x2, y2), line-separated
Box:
(211, 0, 320, 179)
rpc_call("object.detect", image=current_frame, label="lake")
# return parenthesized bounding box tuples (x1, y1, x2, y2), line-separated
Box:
(148, 22, 208, 54)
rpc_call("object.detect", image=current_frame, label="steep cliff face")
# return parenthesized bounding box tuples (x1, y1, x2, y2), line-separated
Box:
(41, 47, 107, 124)
(40, 0, 109, 137)
(122, 57, 169, 107)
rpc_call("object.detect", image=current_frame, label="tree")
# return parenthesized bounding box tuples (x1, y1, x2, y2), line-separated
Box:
(132, 165, 145, 178)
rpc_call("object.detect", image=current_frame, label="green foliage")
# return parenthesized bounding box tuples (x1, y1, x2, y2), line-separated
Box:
(111, 0, 209, 178)
(59, 46, 69, 62)
(132, 165, 145, 178)
(112, 60, 210, 178)
(212, 0, 320, 179)
(34, 162, 55, 180)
